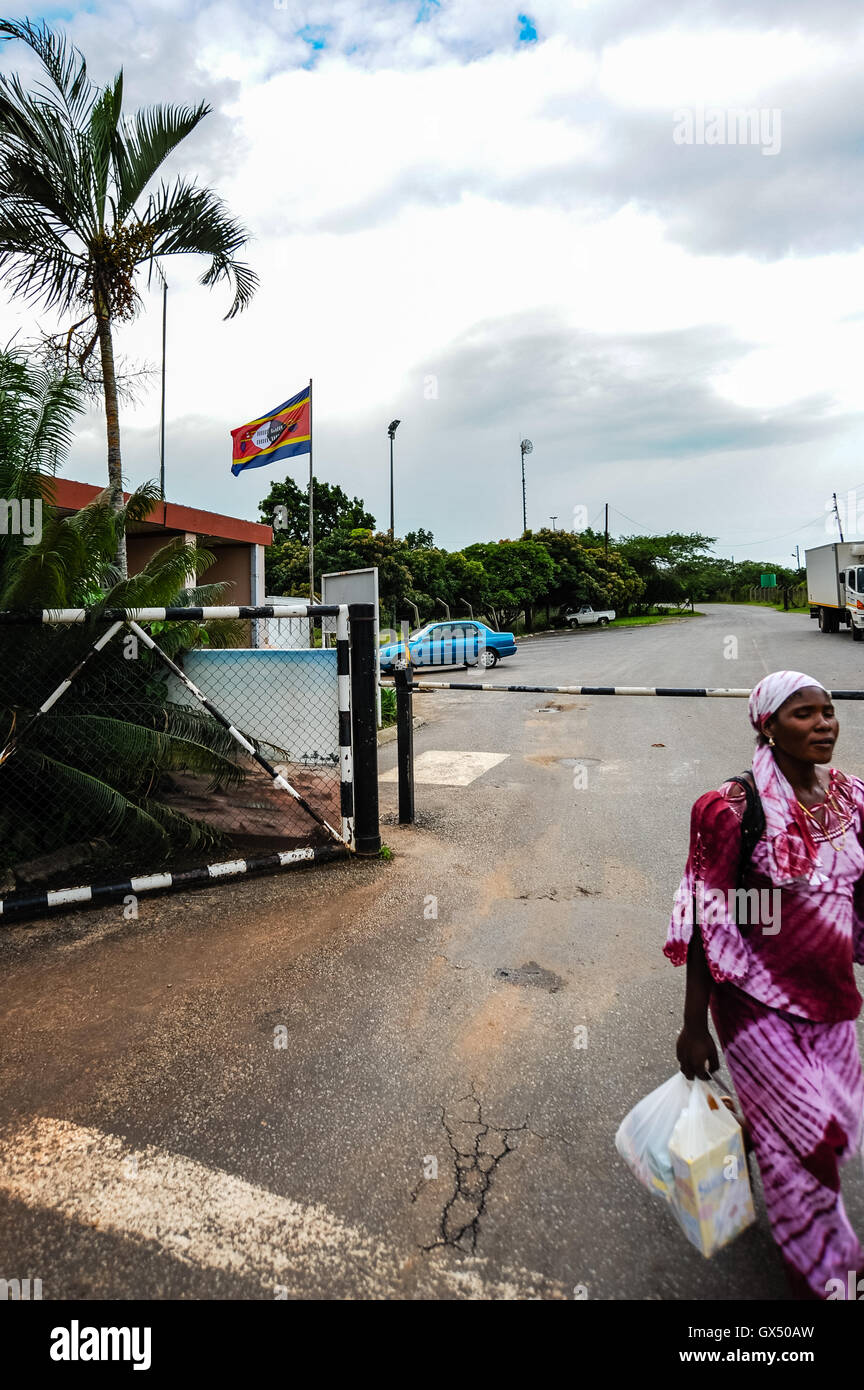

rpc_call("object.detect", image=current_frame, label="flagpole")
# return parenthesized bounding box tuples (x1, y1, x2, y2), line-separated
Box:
(308, 377, 314, 603)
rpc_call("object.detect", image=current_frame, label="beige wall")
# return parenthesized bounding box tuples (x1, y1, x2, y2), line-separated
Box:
(126, 533, 169, 572)
(208, 545, 251, 605)
(124, 535, 253, 606)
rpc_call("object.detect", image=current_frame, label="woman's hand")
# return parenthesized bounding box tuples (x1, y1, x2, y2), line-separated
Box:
(676, 1021, 719, 1080)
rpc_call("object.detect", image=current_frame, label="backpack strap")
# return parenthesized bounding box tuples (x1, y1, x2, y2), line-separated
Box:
(725, 771, 765, 889)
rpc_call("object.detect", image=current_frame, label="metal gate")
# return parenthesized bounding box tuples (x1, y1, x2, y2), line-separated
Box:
(0, 602, 380, 922)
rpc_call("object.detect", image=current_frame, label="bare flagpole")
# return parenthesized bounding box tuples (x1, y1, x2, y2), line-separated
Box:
(154, 261, 168, 521)
(308, 377, 314, 602)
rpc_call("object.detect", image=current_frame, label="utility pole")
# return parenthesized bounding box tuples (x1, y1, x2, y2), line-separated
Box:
(604, 502, 609, 558)
(792, 545, 800, 570)
(550, 515, 557, 531)
(520, 438, 533, 533)
(833, 492, 845, 542)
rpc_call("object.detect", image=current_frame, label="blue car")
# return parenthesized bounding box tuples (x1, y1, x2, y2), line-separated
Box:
(380, 620, 517, 672)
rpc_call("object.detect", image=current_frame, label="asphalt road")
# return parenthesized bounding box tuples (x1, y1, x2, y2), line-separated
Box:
(1, 603, 862, 1300)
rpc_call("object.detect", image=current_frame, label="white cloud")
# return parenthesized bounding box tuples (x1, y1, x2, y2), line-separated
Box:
(2, 0, 863, 563)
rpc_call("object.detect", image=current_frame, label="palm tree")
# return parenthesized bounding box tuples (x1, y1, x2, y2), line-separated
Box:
(0, 347, 250, 880)
(0, 17, 258, 575)
(0, 342, 84, 583)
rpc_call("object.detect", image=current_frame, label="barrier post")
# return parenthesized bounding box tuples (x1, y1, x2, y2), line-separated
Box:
(348, 602, 381, 854)
(395, 665, 415, 824)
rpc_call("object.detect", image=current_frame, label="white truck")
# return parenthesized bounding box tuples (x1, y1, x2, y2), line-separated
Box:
(565, 604, 615, 628)
(805, 542, 864, 640)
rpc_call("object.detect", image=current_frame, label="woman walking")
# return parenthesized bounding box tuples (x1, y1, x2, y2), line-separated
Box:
(666, 670, 864, 1299)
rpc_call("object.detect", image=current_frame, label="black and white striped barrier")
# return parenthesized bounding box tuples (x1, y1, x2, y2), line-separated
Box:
(336, 606, 354, 843)
(0, 844, 350, 923)
(0, 604, 342, 624)
(392, 681, 864, 699)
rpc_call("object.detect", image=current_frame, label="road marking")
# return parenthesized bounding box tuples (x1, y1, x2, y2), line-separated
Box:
(380, 749, 510, 786)
(0, 1117, 565, 1299)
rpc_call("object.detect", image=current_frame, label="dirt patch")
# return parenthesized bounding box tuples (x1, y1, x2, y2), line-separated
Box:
(160, 766, 341, 846)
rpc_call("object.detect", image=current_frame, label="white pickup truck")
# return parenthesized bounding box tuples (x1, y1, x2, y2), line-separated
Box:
(565, 604, 615, 628)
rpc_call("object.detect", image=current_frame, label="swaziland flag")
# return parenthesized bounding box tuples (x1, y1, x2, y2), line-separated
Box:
(231, 385, 310, 476)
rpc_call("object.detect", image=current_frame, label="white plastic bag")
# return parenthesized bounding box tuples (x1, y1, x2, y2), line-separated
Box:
(615, 1073, 755, 1257)
(614, 1071, 692, 1202)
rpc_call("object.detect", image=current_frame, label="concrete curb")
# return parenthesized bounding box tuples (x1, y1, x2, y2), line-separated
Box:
(377, 716, 425, 747)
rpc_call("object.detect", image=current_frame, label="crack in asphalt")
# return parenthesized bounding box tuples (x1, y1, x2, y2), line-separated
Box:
(418, 1083, 530, 1255)
(515, 886, 599, 900)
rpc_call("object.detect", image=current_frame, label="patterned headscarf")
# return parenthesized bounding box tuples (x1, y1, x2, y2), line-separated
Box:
(748, 670, 832, 886)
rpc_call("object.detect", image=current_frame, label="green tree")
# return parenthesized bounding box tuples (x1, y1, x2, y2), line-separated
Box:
(259, 475, 375, 545)
(312, 528, 415, 615)
(259, 475, 377, 597)
(530, 528, 644, 615)
(461, 538, 554, 629)
(404, 528, 435, 551)
(0, 18, 258, 575)
(614, 533, 716, 606)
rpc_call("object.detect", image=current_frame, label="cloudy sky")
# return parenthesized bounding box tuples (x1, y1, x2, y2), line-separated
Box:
(3, 0, 864, 561)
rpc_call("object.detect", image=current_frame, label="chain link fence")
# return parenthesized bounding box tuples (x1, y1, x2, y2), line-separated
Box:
(0, 605, 372, 917)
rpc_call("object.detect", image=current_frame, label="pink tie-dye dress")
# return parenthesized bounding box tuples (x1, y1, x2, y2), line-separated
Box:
(665, 767, 864, 1299)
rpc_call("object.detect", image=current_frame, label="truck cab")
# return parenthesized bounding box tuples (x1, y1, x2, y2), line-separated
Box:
(841, 565, 864, 641)
(807, 541, 864, 639)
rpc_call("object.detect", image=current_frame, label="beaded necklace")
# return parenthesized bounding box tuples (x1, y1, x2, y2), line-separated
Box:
(794, 773, 848, 852)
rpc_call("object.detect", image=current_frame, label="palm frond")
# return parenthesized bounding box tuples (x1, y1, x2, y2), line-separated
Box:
(88, 70, 123, 229)
(42, 712, 246, 788)
(0, 19, 95, 127)
(142, 177, 259, 319)
(101, 537, 216, 612)
(31, 748, 171, 844)
(22, 366, 85, 472)
(112, 101, 210, 225)
(122, 479, 161, 524)
(0, 190, 88, 311)
(30, 746, 226, 850)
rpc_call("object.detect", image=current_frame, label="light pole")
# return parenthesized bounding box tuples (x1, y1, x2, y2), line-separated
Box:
(153, 261, 168, 505)
(388, 419, 401, 538)
(520, 438, 533, 533)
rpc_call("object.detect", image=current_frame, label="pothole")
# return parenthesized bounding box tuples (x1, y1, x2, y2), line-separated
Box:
(494, 961, 564, 992)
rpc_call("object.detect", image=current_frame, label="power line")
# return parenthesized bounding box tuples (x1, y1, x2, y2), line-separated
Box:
(610, 506, 655, 534)
(592, 482, 864, 553)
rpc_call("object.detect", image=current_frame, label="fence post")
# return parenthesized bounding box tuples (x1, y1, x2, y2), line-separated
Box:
(395, 666, 415, 824)
(348, 602, 381, 855)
